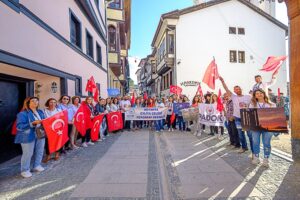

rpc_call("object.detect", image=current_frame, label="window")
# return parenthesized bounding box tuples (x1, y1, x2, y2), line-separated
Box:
(166, 74, 169, 88)
(238, 28, 245, 35)
(168, 34, 175, 54)
(70, 12, 81, 48)
(157, 38, 166, 64)
(86, 30, 93, 58)
(229, 27, 236, 34)
(75, 77, 82, 95)
(108, 26, 117, 52)
(170, 71, 173, 86)
(108, 0, 121, 9)
(119, 23, 126, 49)
(96, 43, 102, 65)
(238, 51, 245, 63)
(230, 50, 237, 63)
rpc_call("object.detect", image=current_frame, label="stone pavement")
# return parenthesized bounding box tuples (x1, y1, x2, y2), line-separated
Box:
(0, 130, 300, 200)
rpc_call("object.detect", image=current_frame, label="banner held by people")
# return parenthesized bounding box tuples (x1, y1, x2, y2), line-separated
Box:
(42, 110, 69, 154)
(241, 108, 288, 133)
(199, 104, 224, 126)
(125, 107, 167, 121)
(173, 103, 190, 114)
(107, 111, 123, 132)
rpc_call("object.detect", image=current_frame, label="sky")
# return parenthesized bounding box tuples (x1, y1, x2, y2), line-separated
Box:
(128, 1, 289, 84)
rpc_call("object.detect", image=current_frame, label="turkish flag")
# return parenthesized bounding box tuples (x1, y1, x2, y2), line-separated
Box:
(143, 92, 148, 100)
(85, 76, 96, 92)
(74, 105, 86, 136)
(107, 111, 123, 132)
(131, 92, 135, 106)
(202, 59, 219, 90)
(42, 110, 69, 154)
(260, 56, 287, 74)
(217, 89, 224, 112)
(91, 114, 105, 141)
(93, 87, 99, 102)
(170, 112, 176, 124)
(170, 85, 183, 95)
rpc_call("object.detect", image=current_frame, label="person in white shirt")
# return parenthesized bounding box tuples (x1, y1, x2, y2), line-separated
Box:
(43, 98, 62, 162)
(120, 96, 131, 131)
(249, 89, 276, 168)
(219, 76, 253, 154)
(252, 73, 277, 96)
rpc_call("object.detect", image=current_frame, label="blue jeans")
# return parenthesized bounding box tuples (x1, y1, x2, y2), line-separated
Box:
(155, 120, 164, 131)
(235, 118, 253, 152)
(252, 131, 273, 158)
(20, 138, 45, 172)
(177, 116, 186, 131)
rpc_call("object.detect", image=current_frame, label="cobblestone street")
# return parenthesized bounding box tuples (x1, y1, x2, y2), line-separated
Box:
(0, 130, 300, 200)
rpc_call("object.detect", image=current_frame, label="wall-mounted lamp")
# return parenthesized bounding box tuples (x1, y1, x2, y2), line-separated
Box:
(51, 81, 58, 93)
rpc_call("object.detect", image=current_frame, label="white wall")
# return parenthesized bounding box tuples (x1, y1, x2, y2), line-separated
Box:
(176, 0, 287, 98)
(0, 1, 108, 97)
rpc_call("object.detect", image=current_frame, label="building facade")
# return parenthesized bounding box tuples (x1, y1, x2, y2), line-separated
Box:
(106, 0, 131, 96)
(150, 0, 287, 99)
(0, 0, 108, 162)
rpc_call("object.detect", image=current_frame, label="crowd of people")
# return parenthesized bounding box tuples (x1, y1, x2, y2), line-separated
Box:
(14, 74, 289, 178)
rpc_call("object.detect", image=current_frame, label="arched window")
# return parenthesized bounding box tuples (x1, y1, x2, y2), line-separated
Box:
(108, 26, 116, 52)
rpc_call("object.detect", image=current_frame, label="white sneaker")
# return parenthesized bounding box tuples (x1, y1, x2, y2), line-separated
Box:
(97, 139, 103, 142)
(156, 130, 159, 133)
(82, 142, 88, 148)
(21, 171, 32, 178)
(168, 128, 171, 132)
(88, 141, 95, 146)
(33, 165, 45, 172)
(262, 158, 269, 168)
(252, 157, 260, 165)
(171, 128, 174, 132)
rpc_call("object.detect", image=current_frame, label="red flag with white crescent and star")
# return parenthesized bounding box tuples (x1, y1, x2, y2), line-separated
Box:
(74, 105, 87, 136)
(107, 111, 123, 132)
(91, 114, 105, 141)
(202, 58, 220, 90)
(170, 85, 183, 95)
(85, 76, 97, 92)
(42, 110, 69, 154)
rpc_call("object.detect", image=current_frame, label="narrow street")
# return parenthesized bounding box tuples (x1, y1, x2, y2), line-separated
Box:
(1, 130, 299, 200)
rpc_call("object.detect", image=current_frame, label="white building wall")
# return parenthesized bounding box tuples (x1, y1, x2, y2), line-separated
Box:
(176, 0, 287, 99)
(0, 1, 108, 97)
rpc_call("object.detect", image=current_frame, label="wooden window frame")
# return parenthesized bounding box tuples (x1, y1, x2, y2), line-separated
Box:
(238, 27, 245, 35)
(229, 27, 236, 34)
(238, 51, 245, 63)
(230, 50, 237, 63)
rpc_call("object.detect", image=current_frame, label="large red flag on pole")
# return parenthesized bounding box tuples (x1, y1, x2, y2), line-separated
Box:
(260, 56, 287, 75)
(74, 105, 87, 136)
(42, 110, 69, 154)
(91, 114, 105, 141)
(85, 76, 96, 92)
(170, 85, 183, 95)
(107, 111, 123, 132)
(202, 58, 220, 90)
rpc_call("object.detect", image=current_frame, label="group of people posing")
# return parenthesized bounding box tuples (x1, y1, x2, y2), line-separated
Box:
(14, 73, 288, 178)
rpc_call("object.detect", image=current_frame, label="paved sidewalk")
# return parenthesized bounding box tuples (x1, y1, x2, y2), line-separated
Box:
(71, 131, 149, 198)
(157, 132, 264, 199)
